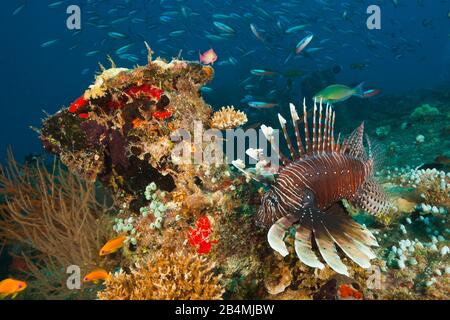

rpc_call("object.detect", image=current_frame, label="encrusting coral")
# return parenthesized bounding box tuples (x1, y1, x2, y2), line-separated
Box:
(97, 249, 224, 300)
(210, 106, 248, 130)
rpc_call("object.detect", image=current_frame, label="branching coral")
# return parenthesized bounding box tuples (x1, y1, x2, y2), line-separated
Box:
(0, 152, 114, 299)
(97, 249, 224, 300)
(210, 106, 248, 130)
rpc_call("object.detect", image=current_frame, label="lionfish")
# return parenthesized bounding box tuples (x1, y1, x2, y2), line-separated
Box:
(256, 99, 390, 275)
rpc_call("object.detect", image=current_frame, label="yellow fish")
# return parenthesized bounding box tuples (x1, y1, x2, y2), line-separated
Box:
(0, 278, 27, 299)
(83, 268, 111, 284)
(99, 235, 127, 256)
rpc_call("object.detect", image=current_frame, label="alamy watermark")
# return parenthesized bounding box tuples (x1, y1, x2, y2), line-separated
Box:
(66, 5, 81, 30)
(367, 5, 381, 30)
(170, 121, 280, 168)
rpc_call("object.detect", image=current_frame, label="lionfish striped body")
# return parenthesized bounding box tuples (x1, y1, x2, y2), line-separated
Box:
(257, 99, 390, 275)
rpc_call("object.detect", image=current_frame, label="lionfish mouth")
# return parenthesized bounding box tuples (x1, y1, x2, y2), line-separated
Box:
(256, 99, 390, 276)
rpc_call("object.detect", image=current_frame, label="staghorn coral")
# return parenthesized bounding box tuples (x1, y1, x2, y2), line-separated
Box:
(210, 106, 248, 130)
(0, 151, 114, 299)
(97, 249, 224, 300)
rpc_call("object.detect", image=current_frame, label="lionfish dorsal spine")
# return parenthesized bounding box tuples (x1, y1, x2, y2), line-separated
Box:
(289, 103, 305, 157)
(303, 98, 310, 154)
(330, 109, 335, 151)
(322, 103, 328, 153)
(335, 132, 341, 152)
(317, 99, 323, 153)
(282, 99, 341, 159)
(278, 113, 297, 160)
(312, 98, 318, 154)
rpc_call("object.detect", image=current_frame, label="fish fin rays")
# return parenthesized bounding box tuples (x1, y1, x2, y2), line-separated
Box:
(294, 225, 325, 269)
(267, 215, 296, 257)
(291, 203, 377, 275)
(324, 202, 379, 247)
(342, 122, 367, 159)
(313, 218, 350, 276)
(276, 100, 338, 161)
(349, 180, 391, 217)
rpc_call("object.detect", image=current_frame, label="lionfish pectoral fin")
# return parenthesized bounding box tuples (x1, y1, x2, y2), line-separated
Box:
(267, 215, 296, 257)
(349, 180, 391, 217)
(321, 203, 376, 268)
(323, 223, 372, 269)
(311, 214, 349, 276)
(326, 202, 378, 246)
(294, 226, 325, 269)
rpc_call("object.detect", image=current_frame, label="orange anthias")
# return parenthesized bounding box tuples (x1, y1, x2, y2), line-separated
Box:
(83, 268, 111, 284)
(0, 278, 27, 299)
(199, 48, 218, 65)
(99, 235, 127, 256)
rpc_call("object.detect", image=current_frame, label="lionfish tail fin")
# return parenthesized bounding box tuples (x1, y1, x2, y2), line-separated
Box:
(349, 180, 391, 216)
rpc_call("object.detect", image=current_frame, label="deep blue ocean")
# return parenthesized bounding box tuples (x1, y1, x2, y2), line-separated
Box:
(0, 0, 449, 162)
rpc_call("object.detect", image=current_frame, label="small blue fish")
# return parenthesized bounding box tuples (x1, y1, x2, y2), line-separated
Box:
(12, 3, 26, 16)
(169, 30, 186, 37)
(48, 1, 66, 8)
(285, 24, 309, 34)
(213, 21, 235, 34)
(108, 32, 128, 39)
(160, 16, 174, 23)
(295, 34, 314, 55)
(250, 69, 278, 77)
(40, 39, 60, 48)
(200, 86, 213, 93)
(248, 101, 278, 109)
(115, 43, 134, 55)
(86, 50, 101, 57)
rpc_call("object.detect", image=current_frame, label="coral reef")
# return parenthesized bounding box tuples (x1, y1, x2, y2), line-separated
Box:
(26, 49, 448, 301)
(97, 249, 224, 300)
